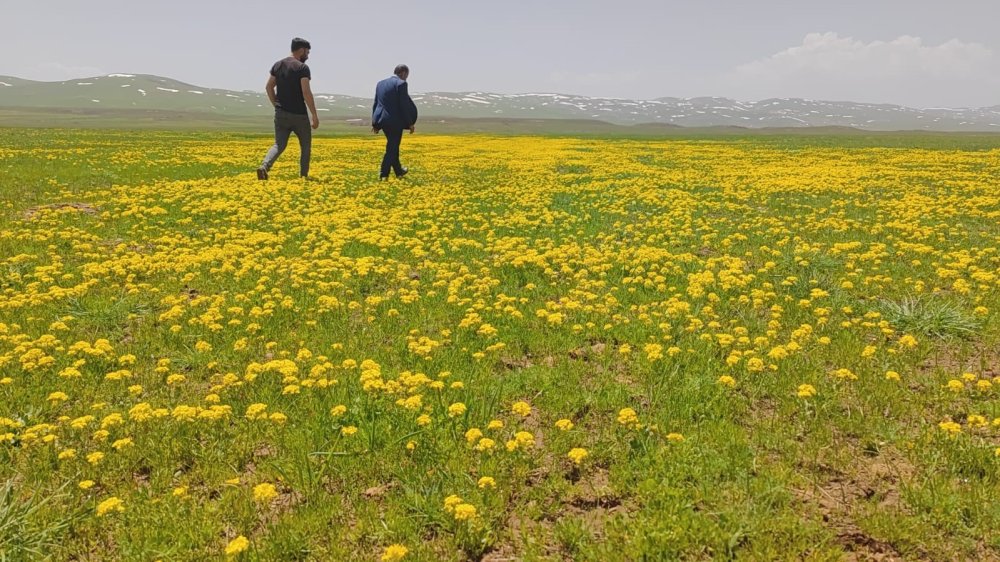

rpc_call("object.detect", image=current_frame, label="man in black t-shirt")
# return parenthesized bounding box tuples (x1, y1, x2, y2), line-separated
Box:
(257, 37, 319, 180)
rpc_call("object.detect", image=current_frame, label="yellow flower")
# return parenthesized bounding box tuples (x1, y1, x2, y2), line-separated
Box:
(465, 428, 483, 443)
(797, 384, 817, 398)
(173, 486, 188, 497)
(511, 401, 532, 417)
(945, 379, 964, 392)
(87, 452, 105, 465)
(666, 433, 685, 442)
(554, 418, 574, 431)
(453, 503, 477, 521)
(381, 544, 408, 562)
(443, 494, 463, 513)
(447, 402, 467, 418)
(477, 476, 496, 489)
(225, 535, 250, 556)
(938, 420, 961, 436)
(567, 448, 588, 464)
(78, 480, 95, 490)
(330, 405, 347, 417)
(967, 415, 988, 428)
(95, 496, 124, 516)
(111, 437, 133, 450)
(831, 368, 857, 380)
(341, 426, 358, 436)
(514, 431, 535, 449)
(475, 438, 496, 452)
(767, 346, 788, 360)
(58, 448, 77, 460)
(486, 419, 504, 430)
(416, 414, 432, 426)
(617, 408, 640, 428)
(717, 375, 736, 388)
(885, 371, 901, 381)
(252, 483, 278, 503)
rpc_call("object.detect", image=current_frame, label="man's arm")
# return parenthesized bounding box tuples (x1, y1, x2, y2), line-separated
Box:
(399, 81, 417, 133)
(265, 76, 278, 107)
(301, 77, 319, 129)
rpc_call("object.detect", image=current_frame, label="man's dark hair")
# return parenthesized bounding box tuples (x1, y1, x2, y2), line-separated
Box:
(394, 64, 409, 77)
(291, 38, 311, 52)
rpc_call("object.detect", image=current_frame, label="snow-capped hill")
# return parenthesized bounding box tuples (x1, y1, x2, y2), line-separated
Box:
(2, 74, 999, 131)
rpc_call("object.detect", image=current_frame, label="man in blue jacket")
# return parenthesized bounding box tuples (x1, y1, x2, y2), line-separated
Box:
(372, 65, 418, 180)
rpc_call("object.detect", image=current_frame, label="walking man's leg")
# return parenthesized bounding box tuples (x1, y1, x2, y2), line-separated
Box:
(381, 127, 403, 178)
(292, 114, 312, 178)
(260, 111, 293, 179)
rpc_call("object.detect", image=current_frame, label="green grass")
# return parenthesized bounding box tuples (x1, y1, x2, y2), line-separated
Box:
(0, 128, 998, 561)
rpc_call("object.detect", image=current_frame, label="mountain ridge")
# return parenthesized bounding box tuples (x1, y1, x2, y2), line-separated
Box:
(2, 73, 1000, 131)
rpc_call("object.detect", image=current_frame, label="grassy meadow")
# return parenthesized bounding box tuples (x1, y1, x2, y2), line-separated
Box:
(1, 127, 999, 561)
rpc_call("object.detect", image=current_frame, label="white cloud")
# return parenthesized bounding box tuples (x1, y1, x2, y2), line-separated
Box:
(721, 33, 1000, 108)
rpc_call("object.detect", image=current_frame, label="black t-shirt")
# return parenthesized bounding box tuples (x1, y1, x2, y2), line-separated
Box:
(271, 57, 311, 115)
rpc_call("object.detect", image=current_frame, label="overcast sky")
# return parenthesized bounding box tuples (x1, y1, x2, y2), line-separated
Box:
(4, 0, 1000, 107)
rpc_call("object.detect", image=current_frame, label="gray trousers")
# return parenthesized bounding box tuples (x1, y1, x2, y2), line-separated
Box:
(261, 109, 312, 177)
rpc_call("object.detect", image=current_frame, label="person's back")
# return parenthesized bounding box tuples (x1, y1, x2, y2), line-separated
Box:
(373, 75, 416, 130)
(271, 57, 310, 115)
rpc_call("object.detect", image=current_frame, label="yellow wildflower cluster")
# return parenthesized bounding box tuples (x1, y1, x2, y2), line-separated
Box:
(1, 132, 998, 558)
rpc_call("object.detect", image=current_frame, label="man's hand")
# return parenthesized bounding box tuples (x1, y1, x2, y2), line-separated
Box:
(372, 126, 381, 134)
(408, 125, 416, 134)
(312, 115, 320, 130)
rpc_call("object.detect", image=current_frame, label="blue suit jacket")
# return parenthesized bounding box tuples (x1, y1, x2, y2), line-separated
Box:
(372, 76, 418, 130)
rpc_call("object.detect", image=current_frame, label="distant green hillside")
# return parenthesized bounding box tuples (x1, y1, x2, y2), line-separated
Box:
(3, 73, 1000, 131)
(0, 74, 366, 117)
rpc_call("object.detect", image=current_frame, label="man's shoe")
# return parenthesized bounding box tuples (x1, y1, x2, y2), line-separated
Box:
(379, 176, 389, 181)
(256, 167, 269, 180)
(396, 167, 408, 178)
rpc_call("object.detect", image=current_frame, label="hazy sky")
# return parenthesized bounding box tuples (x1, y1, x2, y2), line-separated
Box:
(4, 0, 1000, 107)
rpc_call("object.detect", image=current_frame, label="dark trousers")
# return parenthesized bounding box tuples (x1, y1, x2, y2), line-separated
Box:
(262, 109, 311, 177)
(380, 127, 405, 178)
